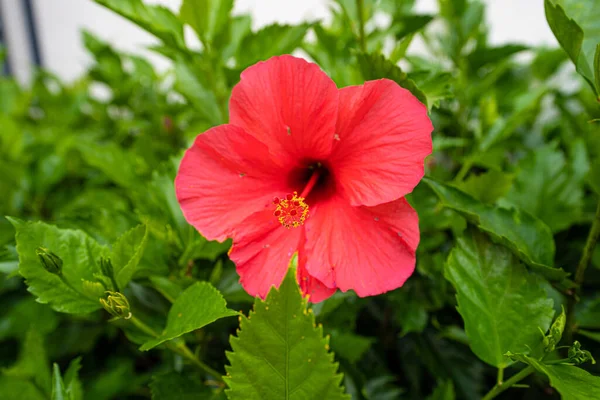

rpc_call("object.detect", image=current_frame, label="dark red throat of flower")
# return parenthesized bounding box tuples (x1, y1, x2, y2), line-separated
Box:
(273, 169, 320, 229)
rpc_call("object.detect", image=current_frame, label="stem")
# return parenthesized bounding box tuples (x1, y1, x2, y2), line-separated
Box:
(496, 367, 504, 385)
(565, 199, 600, 343)
(130, 316, 160, 337)
(482, 366, 535, 400)
(172, 343, 225, 383)
(454, 157, 473, 182)
(129, 316, 225, 384)
(356, 0, 366, 52)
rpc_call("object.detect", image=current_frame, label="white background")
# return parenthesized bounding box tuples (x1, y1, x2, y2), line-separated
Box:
(6, 0, 558, 82)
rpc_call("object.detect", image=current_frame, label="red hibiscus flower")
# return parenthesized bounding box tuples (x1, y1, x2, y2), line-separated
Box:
(176, 55, 433, 302)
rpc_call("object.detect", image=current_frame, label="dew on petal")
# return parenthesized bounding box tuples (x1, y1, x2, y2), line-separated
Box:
(333, 133, 340, 141)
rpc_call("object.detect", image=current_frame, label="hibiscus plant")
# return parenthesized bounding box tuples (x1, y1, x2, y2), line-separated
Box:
(1, 0, 600, 399)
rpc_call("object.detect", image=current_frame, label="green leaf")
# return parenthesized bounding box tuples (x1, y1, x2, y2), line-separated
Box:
(140, 282, 238, 350)
(426, 381, 455, 400)
(77, 141, 144, 188)
(445, 229, 554, 367)
(110, 224, 148, 289)
(578, 329, 600, 342)
(150, 372, 213, 399)
(576, 296, 600, 329)
(409, 69, 454, 109)
(422, 178, 568, 282)
(363, 376, 404, 400)
(63, 358, 84, 400)
(545, 0, 583, 64)
(458, 170, 514, 204)
(9, 218, 105, 314)
(545, 0, 599, 93)
(503, 145, 584, 232)
(356, 51, 452, 109)
(3, 330, 52, 396)
(236, 24, 310, 69)
(174, 60, 223, 125)
(329, 331, 374, 363)
(394, 14, 434, 40)
(514, 355, 600, 399)
(225, 268, 350, 400)
(94, 0, 185, 50)
(356, 51, 426, 105)
(52, 364, 68, 400)
(179, 0, 233, 44)
(0, 377, 46, 400)
(467, 44, 528, 71)
(595, 43, 600, 94)
(478, 86, 548, 151)
(149, 276, 184, 303)
(0, 297, 59, 340)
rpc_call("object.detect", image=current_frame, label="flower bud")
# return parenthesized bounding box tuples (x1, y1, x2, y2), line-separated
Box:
(36, 247, 63, 275)
(100, 291, 132, 320)
(544, 306, 566, 352)
(99, 257, 114, 279)
(568, 341, 596, 365)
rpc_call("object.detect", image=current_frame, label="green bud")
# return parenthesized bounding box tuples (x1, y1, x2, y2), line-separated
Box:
(98, 257, 118, 290)
(100, 291, 132, 320)
(543, 306, 566, 352)
(36, 247, 63, 275)
(568, 341, 596, 365)
(99, 257, 114, 279)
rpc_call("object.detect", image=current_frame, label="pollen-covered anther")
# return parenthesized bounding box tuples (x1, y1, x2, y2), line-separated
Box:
(273, 191, 309, 228)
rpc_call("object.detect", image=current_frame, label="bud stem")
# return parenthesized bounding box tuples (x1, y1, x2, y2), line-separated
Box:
(565, 199, 600, 343)
(129, 316, 224, 384)
(482, 366, 534, 400)
(130, 316, 160, 337)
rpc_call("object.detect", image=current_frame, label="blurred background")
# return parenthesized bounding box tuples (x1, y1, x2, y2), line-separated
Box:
(1, 0, 557, 85)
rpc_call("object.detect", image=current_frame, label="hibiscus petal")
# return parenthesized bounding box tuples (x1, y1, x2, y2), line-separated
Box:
(176, 124, 288, 242)
(229, 209, 303, 299)
(331, 79, 433, 207)
(229, 55, 339, 163)
(302, 196, 419, 297)
(297, 244, 336, 303)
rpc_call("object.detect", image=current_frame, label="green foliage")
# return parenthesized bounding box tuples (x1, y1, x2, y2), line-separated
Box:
(2, 330, 51, 396)
(2, 0, 600, 398)
(511, 354, 600, 399)
(94, 0, 185, 49)
(110, 224, 148, 290)
(356, 51, 453, 109)
(150, 372, 215, 399)
(423, 178, 568, 282)
(225, 269, 350, 399)
(179, 0, 234, 45)
(545, 0, 600, 94)
(503, 144, 585, 232)
(445, 229, 555, 367)
(9, 218, 106, 313)
(426, 381, 455, 400)
(236, 24, 311, 69)
(141, 282, 238, 350)
(457, 170, 514, 204)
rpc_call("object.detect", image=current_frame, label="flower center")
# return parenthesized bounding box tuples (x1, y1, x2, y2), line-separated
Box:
(273, 169, 320, 229)
(273, 192, 309, 228)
